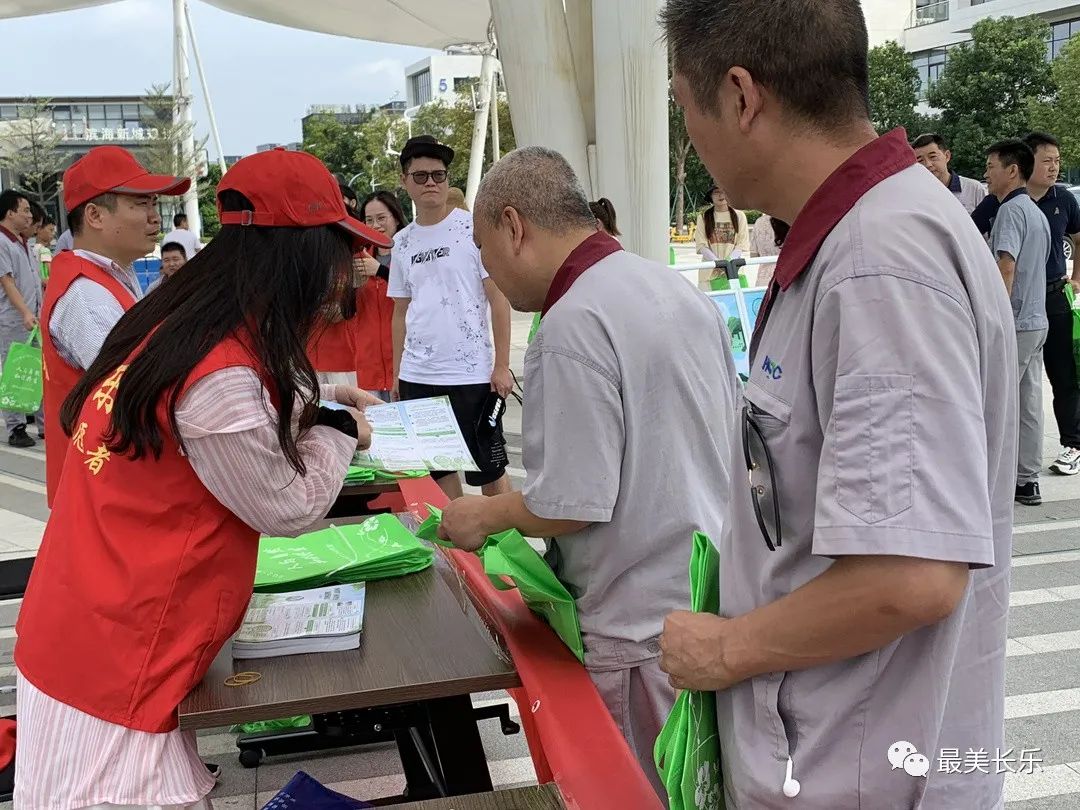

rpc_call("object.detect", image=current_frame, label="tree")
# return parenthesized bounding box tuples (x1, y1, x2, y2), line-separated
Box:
(302, 112, 370, 178)
(669, 86, 693, 233)
(302, 93, 516, 217)
(409, 94, 516, 191)
(1030, 35, 1080, 168)
(137, 83, 206, 181)
(930, 16, 1055, 178)
(197, 162, 222, 240)
(0, 99, 66, 206)
(868, 41, 921, 134)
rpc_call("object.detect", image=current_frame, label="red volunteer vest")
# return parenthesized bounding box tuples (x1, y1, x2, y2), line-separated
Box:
(40, 252, 137, 506)
(306, 311, 358, 373)
(15, 336, 264, 732)
(354, 277, 394, 392)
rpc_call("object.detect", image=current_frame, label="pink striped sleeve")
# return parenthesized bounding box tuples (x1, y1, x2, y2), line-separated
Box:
(175, 366, 356, 537)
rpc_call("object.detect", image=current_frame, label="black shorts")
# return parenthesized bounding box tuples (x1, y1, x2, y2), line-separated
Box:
(397, 379, 508, 487)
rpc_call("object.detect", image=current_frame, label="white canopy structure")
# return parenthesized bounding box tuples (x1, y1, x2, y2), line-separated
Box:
(0, 0, 669, 261)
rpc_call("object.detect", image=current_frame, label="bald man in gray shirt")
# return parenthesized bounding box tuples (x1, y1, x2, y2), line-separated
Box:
(437, 147, 741, 798)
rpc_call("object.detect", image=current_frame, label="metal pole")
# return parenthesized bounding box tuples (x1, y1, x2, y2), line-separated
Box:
(172, 0, 202, 239)
(184, 1, 227, 175)
(489, 68, 501, 162)
(464, 49, 497, 209)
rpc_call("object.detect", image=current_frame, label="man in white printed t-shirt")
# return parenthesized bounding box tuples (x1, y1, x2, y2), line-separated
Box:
(388, 135, 513, 499)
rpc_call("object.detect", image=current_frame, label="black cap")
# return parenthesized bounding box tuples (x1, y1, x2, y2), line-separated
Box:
(399, 135, 454, 170)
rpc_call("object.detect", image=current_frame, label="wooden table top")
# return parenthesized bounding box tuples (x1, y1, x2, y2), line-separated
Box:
(393, 784, 564, 809)
(178, 517, 519, 729)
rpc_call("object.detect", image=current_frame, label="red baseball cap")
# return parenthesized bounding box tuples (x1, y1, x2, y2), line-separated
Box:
(63, 146, 191, 212)
(216, 149, 393, 251)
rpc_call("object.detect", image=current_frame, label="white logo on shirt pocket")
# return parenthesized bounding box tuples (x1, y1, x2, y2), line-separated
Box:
(831, 374, 914, 524)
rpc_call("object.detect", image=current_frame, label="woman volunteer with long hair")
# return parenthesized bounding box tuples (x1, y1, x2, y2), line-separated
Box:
(13, 149, 390, 809)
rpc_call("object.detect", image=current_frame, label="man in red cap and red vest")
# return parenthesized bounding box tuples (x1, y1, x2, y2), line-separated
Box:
(41, 146, 189, 505)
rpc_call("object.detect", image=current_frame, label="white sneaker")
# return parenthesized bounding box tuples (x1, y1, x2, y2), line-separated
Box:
(1050, 447, 1080, 476)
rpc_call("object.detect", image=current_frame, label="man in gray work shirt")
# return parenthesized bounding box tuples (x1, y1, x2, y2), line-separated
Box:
(660, 2, 1016, 807)
(985, 140, 1051, 506)
(0, 190, 41, 447)
(436, 146, 740, 798)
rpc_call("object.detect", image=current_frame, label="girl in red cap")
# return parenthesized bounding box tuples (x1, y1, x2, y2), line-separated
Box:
(13, 150, 388, 809)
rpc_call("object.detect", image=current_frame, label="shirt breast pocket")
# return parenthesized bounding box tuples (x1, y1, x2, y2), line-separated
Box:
(829, 374, 914, 524)
(744, 380, 792, 433)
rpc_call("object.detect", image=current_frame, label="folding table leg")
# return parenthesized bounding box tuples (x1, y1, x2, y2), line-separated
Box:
(425, 694, 495, 796)
(393, 724, 441, 802)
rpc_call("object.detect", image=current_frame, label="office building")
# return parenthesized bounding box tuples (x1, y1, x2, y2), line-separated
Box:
(0, 94, 170, 223)
(404, 53, 495, 108)
(902, 0, 1080, 99)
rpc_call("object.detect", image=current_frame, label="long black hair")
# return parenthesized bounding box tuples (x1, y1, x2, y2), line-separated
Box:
(772, 218, 791, 248)
(703, 187, 740, 246)
(60, 189, 354, 476)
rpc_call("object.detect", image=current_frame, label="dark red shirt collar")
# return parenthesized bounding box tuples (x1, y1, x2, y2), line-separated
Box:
(0, 224, 23, 246)
(772, 128, 916, 291)
(540, 231, 622, 316)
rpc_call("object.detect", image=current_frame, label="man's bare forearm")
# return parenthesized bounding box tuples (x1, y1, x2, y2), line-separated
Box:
(487, 491, 590, 538)
(0, 275, 30, 319)
(391, 299, 408, 380)
(720, 556, 969, 683)
(488, 285, 511, 369)
(997, 256, 1015, 295)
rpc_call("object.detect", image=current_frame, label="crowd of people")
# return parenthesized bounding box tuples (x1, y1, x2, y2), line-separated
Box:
(912, 130, 1080, 499)
(0, 0, 1071, 808)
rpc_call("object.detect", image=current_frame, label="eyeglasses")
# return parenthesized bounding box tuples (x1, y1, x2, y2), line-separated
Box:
(408, 170, 448, 185)
(364, 213, 394, 227)
(742, 404, 782, 552)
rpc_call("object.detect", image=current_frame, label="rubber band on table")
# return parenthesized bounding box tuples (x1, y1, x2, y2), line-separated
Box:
(224, 672, 262, 687)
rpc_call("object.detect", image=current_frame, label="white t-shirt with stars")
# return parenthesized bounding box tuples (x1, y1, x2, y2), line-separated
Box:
(387, 207, 493, 385)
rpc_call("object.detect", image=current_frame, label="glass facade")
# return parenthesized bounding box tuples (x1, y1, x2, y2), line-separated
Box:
(0, 98, 163, 143)
(1048, 17, 1080, 59)
(913, 0, 950, 27)
(911, 47, 949, 100)
(408, 70, 432, 107)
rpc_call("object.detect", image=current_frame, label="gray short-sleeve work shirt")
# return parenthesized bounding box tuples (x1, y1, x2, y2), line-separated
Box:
(718, 134, 1016, 809)
(989, 189, 1050, 332)
(0, 228, 40, 327)
(523, 245, 740, 668)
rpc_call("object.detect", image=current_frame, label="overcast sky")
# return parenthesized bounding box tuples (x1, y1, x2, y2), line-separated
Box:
(4, 0, 436, 156)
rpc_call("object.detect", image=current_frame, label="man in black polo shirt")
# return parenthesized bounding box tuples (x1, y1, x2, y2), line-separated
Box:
(970, 132, 1080, 475)
(1025, 132, 1080, 475)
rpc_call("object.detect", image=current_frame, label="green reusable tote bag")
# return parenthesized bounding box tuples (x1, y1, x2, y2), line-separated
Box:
(414, 505, 585, 662)
(0, 325, 42, 414)
(1067, 285, 1080, 382)
(480, 528, 585, 663)
(654, 531, 724, 810)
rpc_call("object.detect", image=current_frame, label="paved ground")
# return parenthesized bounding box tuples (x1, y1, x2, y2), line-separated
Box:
(1, 303, 1079, 807)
